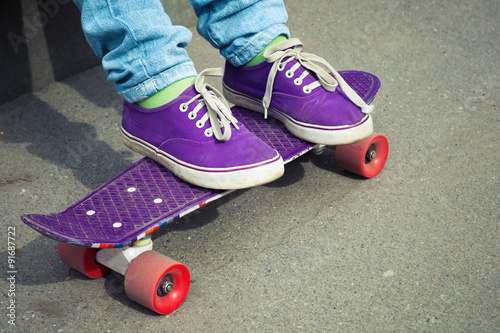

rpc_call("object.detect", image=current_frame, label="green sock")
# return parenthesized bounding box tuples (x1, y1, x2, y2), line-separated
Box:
(245, 35, 288, 66)
(137, 76, 196, 108)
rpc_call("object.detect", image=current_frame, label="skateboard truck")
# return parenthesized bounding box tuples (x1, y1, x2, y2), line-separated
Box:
(95, 236, 153, 276)
(311, 144, 326, 155)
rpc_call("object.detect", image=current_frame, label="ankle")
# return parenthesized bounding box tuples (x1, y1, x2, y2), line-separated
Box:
(137, 76, 196, 109)
(245, 35, 288, 66)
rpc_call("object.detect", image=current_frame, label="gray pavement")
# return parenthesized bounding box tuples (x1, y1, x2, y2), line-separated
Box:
(1, 0, 498, 332)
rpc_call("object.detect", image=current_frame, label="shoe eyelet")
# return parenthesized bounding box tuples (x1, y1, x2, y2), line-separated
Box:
(204, 128, 213, 137)
(303, 86, 312, 94)
(294, 78, 303, 86)
(285, 70, 294, 78)
(188, 112, 196, 120)
(277, 63, 286, 71)
(179, 103, 188, 112)
(196, 120, 204, 128)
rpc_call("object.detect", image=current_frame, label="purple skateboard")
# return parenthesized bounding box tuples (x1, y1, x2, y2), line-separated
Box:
(21, 71, 387, 314)
(22, 71, 382, 248)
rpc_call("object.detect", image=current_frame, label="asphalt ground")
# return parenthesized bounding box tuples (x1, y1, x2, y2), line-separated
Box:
(0, 0, 498, 332)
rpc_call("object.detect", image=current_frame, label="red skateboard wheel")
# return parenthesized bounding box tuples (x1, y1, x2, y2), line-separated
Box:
(58, 242, 111, 278)
(124, 251, 190, 315)
(335, 133, 389, 178)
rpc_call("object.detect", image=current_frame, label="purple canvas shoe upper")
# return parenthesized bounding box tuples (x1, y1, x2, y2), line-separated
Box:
(223, 38, 375, 141)
(122, 86, 279, 170)
(224, 60, 369, 128)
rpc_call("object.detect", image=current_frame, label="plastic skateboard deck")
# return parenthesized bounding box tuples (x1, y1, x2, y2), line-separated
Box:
(22, 71, 382, 248)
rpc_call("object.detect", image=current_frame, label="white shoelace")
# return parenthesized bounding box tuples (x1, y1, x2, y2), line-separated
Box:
(261, 38, 374, 119)
(181, 68, 239, 141)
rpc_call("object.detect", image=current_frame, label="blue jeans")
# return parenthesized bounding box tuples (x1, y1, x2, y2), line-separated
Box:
(73, 0, 289, 103)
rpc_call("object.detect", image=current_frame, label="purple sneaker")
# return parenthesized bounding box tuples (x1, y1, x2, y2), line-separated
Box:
(223, 38, 375, 145)
(121, 68, 284, 190)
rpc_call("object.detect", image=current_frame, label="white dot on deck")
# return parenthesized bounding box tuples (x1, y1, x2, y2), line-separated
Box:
(86, 210, 95, 216)
(154, 198, 163, 204)
(127, 187, 136, 192)
(113, 222, 122, 228)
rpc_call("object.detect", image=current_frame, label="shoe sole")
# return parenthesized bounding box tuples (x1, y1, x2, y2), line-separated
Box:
(223, 84, 373, 145)
(121, 127, 284, 190)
